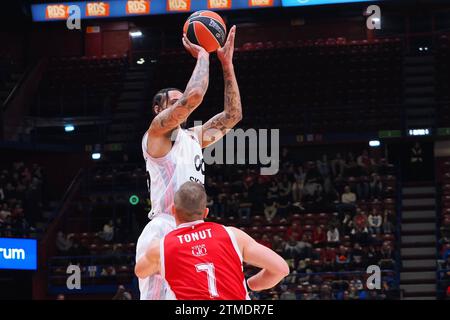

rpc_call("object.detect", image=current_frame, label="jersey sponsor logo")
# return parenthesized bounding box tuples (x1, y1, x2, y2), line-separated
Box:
(177, 229, 212, 244)
(208, 0, 232, 9)
(126, 0, 150, 14)
(45, 4, 69, 19)
(86, 2, 110, 17)
(194, 154, 205, 175)
(192, 244, 208, 257)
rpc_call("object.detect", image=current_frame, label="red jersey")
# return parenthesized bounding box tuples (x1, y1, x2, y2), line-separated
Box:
(161, 221, 249, 300)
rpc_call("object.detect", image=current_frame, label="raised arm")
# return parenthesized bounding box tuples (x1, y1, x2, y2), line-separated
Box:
(193, 26, 243, 148)
(135, 240, 161, 279)
(230, 227, 289, 292)
(148, 36, 210, 138)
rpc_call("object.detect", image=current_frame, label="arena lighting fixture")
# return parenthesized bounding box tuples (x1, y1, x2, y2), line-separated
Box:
(129, 30, 142, 38)
(64, 124, 75, 132)
(136, 58, 145, 65)
(91, 152, 101, 160)
(408, 128, 430, 136)
(369, 140, 380, 147)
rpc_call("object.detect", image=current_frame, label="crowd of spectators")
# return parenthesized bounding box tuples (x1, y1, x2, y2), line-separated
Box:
(438, 164, 450, 299)
(0, 161, 44, 237)
(204, 148, 399, 299)
(49, 147, 400, 299)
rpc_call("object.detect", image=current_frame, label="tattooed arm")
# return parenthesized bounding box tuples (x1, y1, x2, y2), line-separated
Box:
(147, 35, 210, 158)
(192, 26, 243, 148)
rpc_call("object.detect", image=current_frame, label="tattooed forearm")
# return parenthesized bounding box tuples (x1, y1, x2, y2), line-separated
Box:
(150, 53, 209, 134)
(222, 65, 243, 127)
(200, 65, 242, 147)
(185, 54, 210, 97)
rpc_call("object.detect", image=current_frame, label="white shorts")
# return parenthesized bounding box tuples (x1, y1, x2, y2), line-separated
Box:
(136, 214, 176, 300)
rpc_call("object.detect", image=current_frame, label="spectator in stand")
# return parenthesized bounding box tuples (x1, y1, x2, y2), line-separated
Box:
(335, 245, 350, 270)
(383, 209, 395, 234)
(312, 225, 327, 247)
(297, 234, 313, 260)
(227, 194, 239, 218)
(342, 213, 354, 235)
(322, 245, 336, 272)
(248, 178, 266, 213)
(56, 231, 73, 254)
(287, 222, 303, 241)
(264, 201, 278, 223)
(348, 284, 359, 300)
(370, 173, 384, 199)
(267, 180, 280, 203)
(292, 166, 305, 204)
(258, 234, 273, 249)
(327, 226, 340, 244)
(353, 211, 369, 231)
(272, 234, 284, 255)
(350, 243, 365, 270)
(367, 245, 381, 266)
(280, 287, 297, 300)
(216, 194, 227, 218)
(341, 186, 357, 204)
(379, 243, 395, 269)
(0, 203, 11, 221)
(238, 192, 252, 221)
(101, 266, 116, 277)
(357, 149, 375, 174)
(278, 175, 292, 205)
(336, 185, 357, 218)
(345, 152, 359, 176)
(331, 153, 345, 179)
(303, 162, 324, 204)
(283, 235, 302, 269)
(368, 209, 383, 234)
(206, 195, 215, 217)
(112, 285, 132, 300)
(98, 220, 114, 242)
(319, 284, 334, 300)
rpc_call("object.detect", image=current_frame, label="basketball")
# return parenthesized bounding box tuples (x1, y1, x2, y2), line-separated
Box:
(183, 10, 227, 53)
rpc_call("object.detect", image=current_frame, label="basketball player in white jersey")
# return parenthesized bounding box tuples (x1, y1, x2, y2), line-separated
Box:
(136, 26, 242, 300)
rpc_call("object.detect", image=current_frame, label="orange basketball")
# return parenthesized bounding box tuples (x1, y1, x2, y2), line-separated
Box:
(183, 10, 227, 53)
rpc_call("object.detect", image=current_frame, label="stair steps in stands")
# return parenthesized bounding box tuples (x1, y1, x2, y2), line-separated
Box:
(400, 185, 437, 300)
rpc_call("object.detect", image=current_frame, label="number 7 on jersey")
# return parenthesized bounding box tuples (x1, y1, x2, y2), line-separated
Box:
(195, 262, 219, 298)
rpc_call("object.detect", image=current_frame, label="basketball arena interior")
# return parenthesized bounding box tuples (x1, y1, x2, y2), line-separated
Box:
(1, 0, 450, 301)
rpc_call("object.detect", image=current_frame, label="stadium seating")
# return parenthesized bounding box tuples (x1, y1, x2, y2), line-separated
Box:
(157, 37, 404, 134)
(46, 147, 400, 299)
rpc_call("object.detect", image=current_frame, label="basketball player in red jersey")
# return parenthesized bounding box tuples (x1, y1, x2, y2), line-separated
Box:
(135, 182, 289, 300)
(137, 26, 243, 299)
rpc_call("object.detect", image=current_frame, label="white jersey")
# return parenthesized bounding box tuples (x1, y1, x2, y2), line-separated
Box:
(137, 128, 205, 300)
(142, 128, 205, 218)
(136, 214, 175, 300)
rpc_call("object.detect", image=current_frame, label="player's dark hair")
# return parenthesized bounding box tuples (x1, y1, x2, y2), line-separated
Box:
(152, 88, 182, 115)
(174, 181, 207, 221)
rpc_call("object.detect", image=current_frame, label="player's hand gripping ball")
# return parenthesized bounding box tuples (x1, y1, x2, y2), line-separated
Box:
(183, 10, 227, 53)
